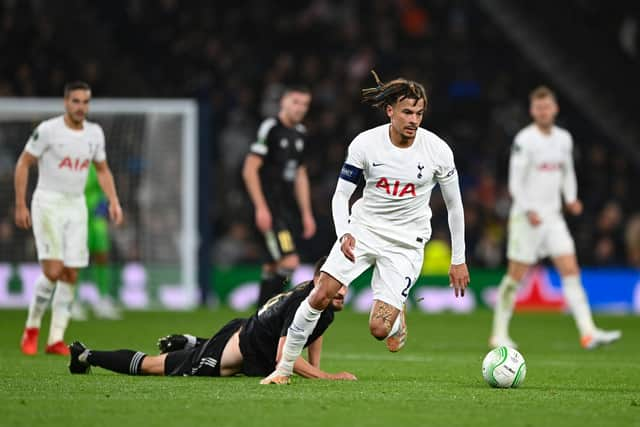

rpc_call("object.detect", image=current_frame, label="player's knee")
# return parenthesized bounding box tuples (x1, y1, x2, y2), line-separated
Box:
(278, 254, 299, 271)
(507, 262, 528, 282)
(309, 273, 344, 310)
(369, 321, 388, 341)
(561, 265, 580, 277)
(61, 268, 78, 284)
(308, 288, 332, 311)
(43, 264, 64, 281)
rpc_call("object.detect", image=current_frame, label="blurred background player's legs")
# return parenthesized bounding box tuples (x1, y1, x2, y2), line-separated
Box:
(490, 259, 529, 348)
(88, 216, 121, 319)
(552, 254, 621, 348)
(257, 227, 299, 307)
(21, 260, 77, 356)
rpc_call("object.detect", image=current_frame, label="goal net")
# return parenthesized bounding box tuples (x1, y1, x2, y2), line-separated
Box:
(0, 98, 198, 309)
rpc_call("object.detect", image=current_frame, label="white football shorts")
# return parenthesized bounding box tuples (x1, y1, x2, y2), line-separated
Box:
(321, 223, 423, 310)
(507, 211, 575, 264)
(31, 189, 89, 268)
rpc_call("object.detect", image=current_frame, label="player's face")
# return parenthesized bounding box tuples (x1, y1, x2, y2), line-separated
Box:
(64, 89, 91, 124)
(281, 91, 311, 125)
(330, 285, 347, 311)
(530, 96, 558, 128)
(387, 97, 425, 139)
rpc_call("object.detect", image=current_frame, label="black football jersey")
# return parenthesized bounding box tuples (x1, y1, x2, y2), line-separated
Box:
(238, 280, 335, 376)
(249, 117, 307, 214)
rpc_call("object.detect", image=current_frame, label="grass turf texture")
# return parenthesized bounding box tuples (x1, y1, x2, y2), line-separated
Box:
(1, 309, 639, 427)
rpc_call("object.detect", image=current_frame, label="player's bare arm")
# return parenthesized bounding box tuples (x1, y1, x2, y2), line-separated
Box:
(294, 165, 316, 239)
(13, 151, 38, 229)
(275, 336, 356, 380)
(242, 153, 272, 232)
(93, 160, 123, 226)
(307, 335, 322, 368)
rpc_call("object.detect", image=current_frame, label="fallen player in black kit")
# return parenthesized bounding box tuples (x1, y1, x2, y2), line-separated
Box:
(68, 257, 356, 381)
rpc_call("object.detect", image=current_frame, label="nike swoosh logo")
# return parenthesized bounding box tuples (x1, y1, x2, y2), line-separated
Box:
(372, 162, 385, 167)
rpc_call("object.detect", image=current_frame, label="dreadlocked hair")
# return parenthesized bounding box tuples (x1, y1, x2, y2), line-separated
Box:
(361, 70, 427, 109)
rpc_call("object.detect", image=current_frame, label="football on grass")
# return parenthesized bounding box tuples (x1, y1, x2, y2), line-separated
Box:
(482, 346, 527, 388)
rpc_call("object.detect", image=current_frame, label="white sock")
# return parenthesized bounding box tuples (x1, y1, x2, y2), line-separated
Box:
(562, 275, 596, 337)
(184, 334, 197, 350)
(386, 313, 402, 338)
(25, 274, 56, 329)
(491, 275, 519, 339)
(276, 298, 322, 376)
(48, 281, 75, 345)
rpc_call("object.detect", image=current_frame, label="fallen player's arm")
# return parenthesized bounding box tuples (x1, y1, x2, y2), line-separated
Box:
(307, 335, 322, 368)
(276, 336, 356, 381)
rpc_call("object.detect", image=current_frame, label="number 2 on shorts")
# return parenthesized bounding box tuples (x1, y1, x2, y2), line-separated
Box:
(401, 276, 413, 297)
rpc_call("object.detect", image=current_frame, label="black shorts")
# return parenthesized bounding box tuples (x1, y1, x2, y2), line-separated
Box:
(164, 319, 246, 377)
(261, 215, 300, 262)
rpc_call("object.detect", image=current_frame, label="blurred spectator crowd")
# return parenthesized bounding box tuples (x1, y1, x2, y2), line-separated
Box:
(1, 0, 640, 268)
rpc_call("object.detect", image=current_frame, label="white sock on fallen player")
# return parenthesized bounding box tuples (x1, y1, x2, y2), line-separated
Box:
(47, 281, 75, 345)
(25, 274, 56, 329)
(276, 298, 322, 376)
(561, 275, 596, 337)
(491, 275, 519, 339)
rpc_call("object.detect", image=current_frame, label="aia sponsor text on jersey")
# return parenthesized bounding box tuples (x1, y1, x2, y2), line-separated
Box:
(376, 177, 416, 197)
(59, 157, 90, 171)
(537, 162, 562, 172)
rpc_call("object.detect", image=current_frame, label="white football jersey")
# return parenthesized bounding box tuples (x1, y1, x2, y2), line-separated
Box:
(509, 124, 577, 216)
(342, 124, 458, 248)
(24, 115, 106, 195)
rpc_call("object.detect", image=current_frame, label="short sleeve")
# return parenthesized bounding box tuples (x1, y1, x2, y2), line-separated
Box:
(250, 118, 277, 156)
(93, 126, 107, 162)
(24, 123, 49, 158)
(434, 143, 457, 185)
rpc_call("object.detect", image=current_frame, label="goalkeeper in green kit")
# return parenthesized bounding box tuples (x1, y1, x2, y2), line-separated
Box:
(84, 163, 121, 319)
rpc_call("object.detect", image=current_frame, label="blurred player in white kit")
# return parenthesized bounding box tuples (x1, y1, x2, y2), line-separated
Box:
(14, 81, 123, 356)
(490, 86, 621, 350)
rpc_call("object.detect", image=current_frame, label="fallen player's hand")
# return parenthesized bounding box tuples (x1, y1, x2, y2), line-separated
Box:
(340, 233, 356, 263)
(328, 371, 357, 381)
(449, 263, 470, 298)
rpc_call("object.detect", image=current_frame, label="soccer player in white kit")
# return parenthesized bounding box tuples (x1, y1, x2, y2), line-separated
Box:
(14, 81, 123, 356)
(490, 86, 621, 350)
(261, 72, 470, 384)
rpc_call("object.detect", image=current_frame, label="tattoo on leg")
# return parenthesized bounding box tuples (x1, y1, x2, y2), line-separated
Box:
(372, 301, 395, 335)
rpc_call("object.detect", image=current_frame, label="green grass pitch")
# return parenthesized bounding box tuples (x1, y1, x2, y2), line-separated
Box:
(1, 308, 639, 427)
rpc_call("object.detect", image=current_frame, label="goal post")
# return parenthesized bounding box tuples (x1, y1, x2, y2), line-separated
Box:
(0, 98, 198, 309)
